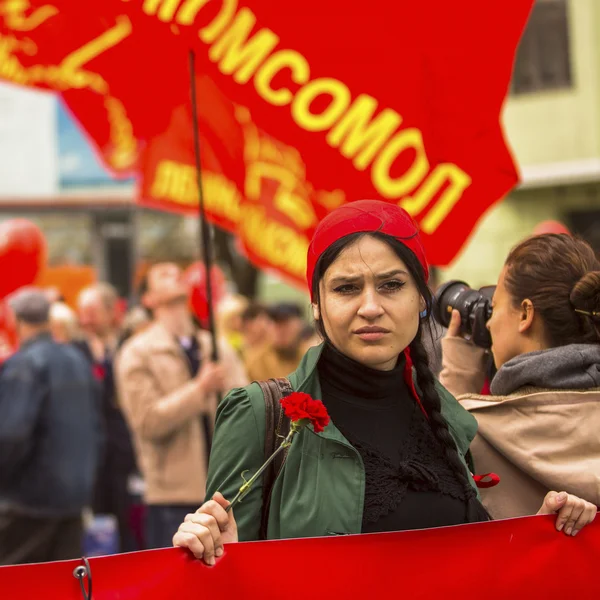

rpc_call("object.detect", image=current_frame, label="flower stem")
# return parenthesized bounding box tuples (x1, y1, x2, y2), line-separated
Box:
(225, 425, 300, 512)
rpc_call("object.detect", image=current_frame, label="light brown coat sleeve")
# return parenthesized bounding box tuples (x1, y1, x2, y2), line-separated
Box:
(115, 344, 204, 441)
(439, 337, 488, 397)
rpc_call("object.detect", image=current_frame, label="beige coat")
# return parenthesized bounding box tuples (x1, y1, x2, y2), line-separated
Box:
(115, 322, 248, 505)
(441, 337, 600, 519)
(244, 343, 304, 382)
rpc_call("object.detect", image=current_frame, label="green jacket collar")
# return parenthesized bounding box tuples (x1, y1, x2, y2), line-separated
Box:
(287, 342, 477, 459)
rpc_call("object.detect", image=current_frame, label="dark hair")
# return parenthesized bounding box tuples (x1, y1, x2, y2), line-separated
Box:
(267, 302, 303, 323)
(505, 234, 600, 346)
(241, 303, 269, 323)
(312, 231, 490, 522)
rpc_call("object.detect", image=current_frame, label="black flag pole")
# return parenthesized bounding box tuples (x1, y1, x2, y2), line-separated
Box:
(188, 49, 219, 364)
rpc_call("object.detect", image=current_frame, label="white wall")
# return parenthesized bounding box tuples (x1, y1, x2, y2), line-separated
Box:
(0, 82, 58, 197)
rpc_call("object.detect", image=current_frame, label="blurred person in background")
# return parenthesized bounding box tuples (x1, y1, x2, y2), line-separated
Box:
(76, 283, 139, 552)
(217, 294, 249, 356)
(299, 322, 321, 351)
(118, 306, 151, 348)
(43, 286, 65, 304)
(239, 302, 274, 374)
(240, 302, 273, 348)
(244, 302, 306, 381)
(115, 263, 247, 549)
(49, 301, 80, 344)
(77, 283, 121, 362)
(441, 234, 600, 524)
(0, 288, 102, 565)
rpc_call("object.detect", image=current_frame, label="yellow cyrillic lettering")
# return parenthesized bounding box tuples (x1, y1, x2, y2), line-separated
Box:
(199, 0, 238, 43)
(291, 78, 351, 132)
(142, 0, 180, 21)
(371, 128, 429, 199)
(176, 0, 208, 24)
(208, 8, 278, 84)
(150, 160, 181, 199)
(326, 95, 401, 170)
(151, 161, 242, 216)
(254, 49, 310, 106)
(142, 0, 237, 42)
(401, 164, 472, 233)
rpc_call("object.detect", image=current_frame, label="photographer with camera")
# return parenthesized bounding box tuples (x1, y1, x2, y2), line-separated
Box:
(436, 234, 600, 524)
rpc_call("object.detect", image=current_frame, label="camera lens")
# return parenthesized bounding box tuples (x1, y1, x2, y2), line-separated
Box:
(432, 281, 470, 328)
(432, 280, 496, 349)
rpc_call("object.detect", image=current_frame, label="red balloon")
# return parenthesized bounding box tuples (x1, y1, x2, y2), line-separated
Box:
(182, 262, 226, 323)
(0, 299, 18, 363)
(0, 219, 47, 299)
(532, 220, 571, 236)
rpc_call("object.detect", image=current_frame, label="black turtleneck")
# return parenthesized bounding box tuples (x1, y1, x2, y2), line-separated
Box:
(317, 342, 471, 533)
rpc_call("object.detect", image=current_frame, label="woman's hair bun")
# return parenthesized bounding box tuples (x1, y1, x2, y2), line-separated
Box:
(570, 271, 600, 318)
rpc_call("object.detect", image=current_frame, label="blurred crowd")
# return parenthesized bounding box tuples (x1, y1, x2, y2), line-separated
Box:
(1, 222, 598, 566)
(0, 262, 319, 564)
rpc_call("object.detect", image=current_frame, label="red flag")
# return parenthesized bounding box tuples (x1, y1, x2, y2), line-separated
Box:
(0, 0, 533, 285)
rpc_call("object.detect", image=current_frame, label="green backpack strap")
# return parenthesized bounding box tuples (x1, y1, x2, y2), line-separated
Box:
(257, 377, 292, 540)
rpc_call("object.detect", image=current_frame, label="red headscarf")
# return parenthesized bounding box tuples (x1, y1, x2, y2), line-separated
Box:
(306, 200, 429, 300)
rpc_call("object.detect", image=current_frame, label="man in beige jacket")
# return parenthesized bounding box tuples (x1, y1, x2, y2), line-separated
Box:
(115, 263, 248, 548)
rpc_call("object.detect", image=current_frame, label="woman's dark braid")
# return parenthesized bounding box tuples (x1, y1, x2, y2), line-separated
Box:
(409, 328, 491, 522)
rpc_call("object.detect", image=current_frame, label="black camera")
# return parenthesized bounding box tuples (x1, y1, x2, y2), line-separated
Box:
(432, 281, 496, 349)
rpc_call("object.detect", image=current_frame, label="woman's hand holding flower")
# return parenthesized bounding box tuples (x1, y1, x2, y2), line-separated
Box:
(173, 492, 238, 565)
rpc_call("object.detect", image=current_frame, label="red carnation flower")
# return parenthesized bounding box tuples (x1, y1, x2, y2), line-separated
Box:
(226, 392, 331, 514)
(280, 392, 330, 433)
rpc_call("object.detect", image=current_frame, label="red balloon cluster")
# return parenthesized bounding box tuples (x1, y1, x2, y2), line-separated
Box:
(182, 261, 226, 324)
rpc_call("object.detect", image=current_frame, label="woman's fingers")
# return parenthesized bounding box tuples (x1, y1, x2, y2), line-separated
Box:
(173, 494, 238, 564)
(571, 500, 597, 537)
(540, 491, 598, 536)
(212, 491, 231, 510)
(209, 493, 238, 541)
(193, 498, 231, 531)
(173, 531, 205, 560)
(178, 520, 217, 565)
(447, 309, 462, 338)
(184, 512, 223, 558)
(559, 497, 584, 536)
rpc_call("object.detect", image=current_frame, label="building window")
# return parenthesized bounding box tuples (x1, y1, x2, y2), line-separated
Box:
(511, 0, 572, 95)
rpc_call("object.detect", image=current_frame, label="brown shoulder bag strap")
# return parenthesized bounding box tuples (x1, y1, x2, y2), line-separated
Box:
(257, 377, 292, 539)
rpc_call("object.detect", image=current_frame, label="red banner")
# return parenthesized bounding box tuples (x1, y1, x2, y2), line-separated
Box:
(0, 1, 533, 285)
(0, 516, 598, 599)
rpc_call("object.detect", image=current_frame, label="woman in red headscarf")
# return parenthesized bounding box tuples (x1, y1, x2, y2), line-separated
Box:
(173, 201, 596, 564)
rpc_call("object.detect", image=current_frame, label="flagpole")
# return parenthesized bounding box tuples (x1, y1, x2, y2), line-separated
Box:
(188, 49, 219, 364)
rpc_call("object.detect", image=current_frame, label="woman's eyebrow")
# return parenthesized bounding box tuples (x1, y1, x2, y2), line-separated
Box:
(376, 269, 408, 279)
(328, 269, 408, 286)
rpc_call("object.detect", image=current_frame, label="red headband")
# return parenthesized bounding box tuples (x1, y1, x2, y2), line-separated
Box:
(306, 200, 429, 300)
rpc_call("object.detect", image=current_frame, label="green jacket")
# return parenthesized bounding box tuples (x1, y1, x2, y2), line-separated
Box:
(206, 344, 479, 541)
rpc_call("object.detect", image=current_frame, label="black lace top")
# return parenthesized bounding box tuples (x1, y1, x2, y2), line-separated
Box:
(317, 342, 472, 533)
